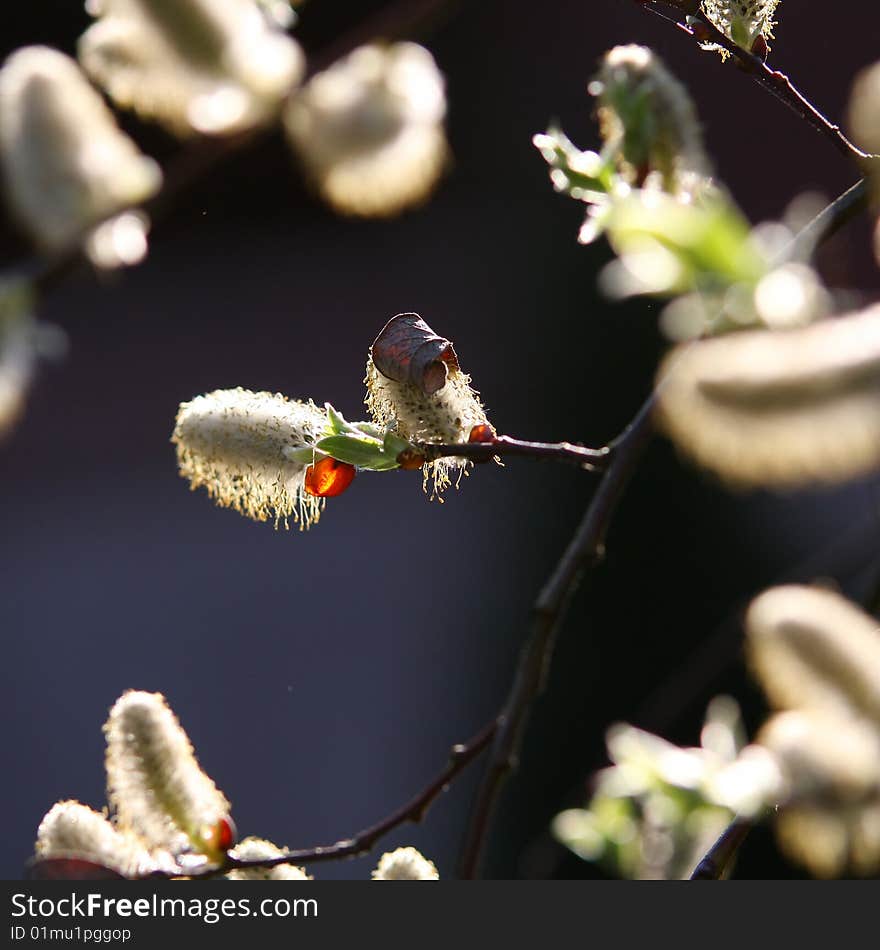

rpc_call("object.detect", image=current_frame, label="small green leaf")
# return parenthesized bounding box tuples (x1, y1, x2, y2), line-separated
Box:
(316, 435, 386, 468)
(325, 403, 350, 435)
(383, 431, 413, 457)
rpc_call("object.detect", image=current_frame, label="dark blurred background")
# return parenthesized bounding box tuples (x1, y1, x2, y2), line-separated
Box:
(2, 0, 880, 880)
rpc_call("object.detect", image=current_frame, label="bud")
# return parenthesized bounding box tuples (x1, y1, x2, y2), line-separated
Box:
(745, 585, 880, 722)
(79, 0, 304, 137)
(758, 710, 880, 877)
(0, 47, 161, 262)
(35, 801, 157, 878)
(655, 304, 880, 487)
(104, 691, 232, 862)
(699, 1, 780, 56)
(847, 60, 880, 250)
(225, 837, 310, 879)
(365, 317, 491, 497)
(591, 45, 710, 196)
(284, 43, 448, 217)
(172, 388, 331, 529)
(849, 61, 880, 160)
(371, 847, 439, 880)
(0, 281, 38, 440)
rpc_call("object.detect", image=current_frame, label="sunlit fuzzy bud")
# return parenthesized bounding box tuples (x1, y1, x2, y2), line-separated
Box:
(172, 387, 331, 529)
(758, 711, 880, 877)
(591, 45, 710, 195)
(0, 47, 161, 262)
(371, 847, 439, 880)
(0, 281, 39, 440)
(284, 43, 448, 217)
(655, 304, 880, 487)
(104, 691, 232, 863)
(745, 585, 880, 721)
(79, 0, 304, 137)
(35, 800, 157, 878)
(700, 1, 780, 56)
(255, 0, 297, 30)
(225, 837, 310, 880)
(848, 61, 880, 160)
(365, 350, 490, 498)
(848, 59, 880, 241)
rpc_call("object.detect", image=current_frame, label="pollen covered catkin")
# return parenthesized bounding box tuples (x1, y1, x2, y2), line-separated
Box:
(79, 0, 304, 136)
(104, 691, 232, 861)
(0, 46, 161, 256)
(365, 353, 490, 497)
(284, 43, 448, 216)
(172, 387, 328, 528)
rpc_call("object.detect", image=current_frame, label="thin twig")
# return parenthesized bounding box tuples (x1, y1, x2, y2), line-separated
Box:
(457, 397, 657, 878)
(689, 818, 753, 880)
(782, 178, 870, 263)
(642, 1, 877, 165)
(456, 166, 872, 878)
(140, 718, 498, 879)
(412, 435, 611, 471)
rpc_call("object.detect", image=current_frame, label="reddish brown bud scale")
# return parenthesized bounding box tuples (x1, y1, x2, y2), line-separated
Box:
(397, 449, 428, 470)
(468, 424, 497, 444)
(370, 312, 460, 396)
(304, 458, 357, 497)
(751, 34, 768, 61)
(212, 817, 237, 853)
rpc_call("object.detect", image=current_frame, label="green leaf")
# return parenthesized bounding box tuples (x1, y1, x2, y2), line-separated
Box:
(383, 431, 413, 457)
(325, 403, 351, 435)
(316, 435, 388, 468)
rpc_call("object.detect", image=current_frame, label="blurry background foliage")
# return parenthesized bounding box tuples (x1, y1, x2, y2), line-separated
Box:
(2, 0, 880, 879)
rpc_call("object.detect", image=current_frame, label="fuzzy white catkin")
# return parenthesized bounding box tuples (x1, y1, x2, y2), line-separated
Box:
(225, 837, 310, 880)
(172, 387, 328, 528)
(655, 305, 880, 488)
(104, 691, 231, 861)
(79, 0, 304, 136)
(35, 800, 156, 877)
(284, 43, 448, 217)
(365, 355, 490, 496)
(371, 847, 439, 880)
(0, 47, 161, 257)
(0, 286, 36, 440)
(700, 1, 780, 51)
(594, 45, 711, 195)
(745, 585, 880, 722)
(758, 711, 880, 878)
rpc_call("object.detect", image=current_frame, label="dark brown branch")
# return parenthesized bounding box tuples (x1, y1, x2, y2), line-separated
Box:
(689, 818, 753, 880)
(455, 168, 871, 878)
(457, 396, 656, 878)
(412, 435, 611, 471)
(642, 1, 877, 165)
(176, 718, 497, 879)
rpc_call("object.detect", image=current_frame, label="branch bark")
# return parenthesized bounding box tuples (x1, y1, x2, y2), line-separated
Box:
(457, 396, 656, 878)
(642, 1, 878, 166)
(412, 435, 610, 471)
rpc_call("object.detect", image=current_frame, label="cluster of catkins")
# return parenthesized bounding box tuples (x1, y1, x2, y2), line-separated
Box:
(0, 0, 451, 443)
(172, 314, 493, 529)
(35, 690, 439, 881)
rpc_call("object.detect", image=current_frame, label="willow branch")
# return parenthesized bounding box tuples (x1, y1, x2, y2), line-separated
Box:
(150, 718, 498, 879)
(456, 168, 872, 879)
(412, 435, 611, 471)
(641, 1, 877, 165)
(689, 818, 754, 880)
(457, 396, 656, 879)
